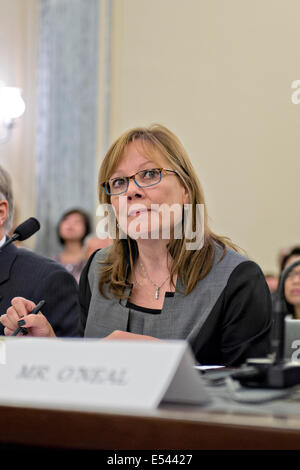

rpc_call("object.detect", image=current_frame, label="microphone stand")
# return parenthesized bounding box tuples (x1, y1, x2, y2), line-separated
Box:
(234, 259, 300, 388)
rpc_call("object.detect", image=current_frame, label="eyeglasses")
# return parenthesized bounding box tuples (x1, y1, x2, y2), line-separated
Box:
(286, 270, 300, 281)
(102, 168, 178, 196)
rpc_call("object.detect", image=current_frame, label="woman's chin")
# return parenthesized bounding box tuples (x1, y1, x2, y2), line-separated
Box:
(287, 297, 300, 308)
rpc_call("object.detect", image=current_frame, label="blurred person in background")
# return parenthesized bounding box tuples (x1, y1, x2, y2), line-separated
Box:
(55, 208, 91, 283)
(279, 247, 300, 319)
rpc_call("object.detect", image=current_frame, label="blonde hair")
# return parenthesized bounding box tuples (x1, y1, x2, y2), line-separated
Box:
(97, 124, 239, 298)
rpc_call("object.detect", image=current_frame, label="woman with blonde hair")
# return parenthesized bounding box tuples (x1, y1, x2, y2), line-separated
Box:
(1, 124, 272, 366)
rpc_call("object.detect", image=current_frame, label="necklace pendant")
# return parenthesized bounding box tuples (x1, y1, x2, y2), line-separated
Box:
(155, 287, 159, 300)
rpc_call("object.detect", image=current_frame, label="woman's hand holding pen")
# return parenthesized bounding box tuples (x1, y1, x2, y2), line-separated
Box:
(0, 297, 56, 337)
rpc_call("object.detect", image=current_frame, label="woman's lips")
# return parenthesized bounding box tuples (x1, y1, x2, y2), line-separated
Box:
(290, 289, 300, 295)
(128, 208, 152, 217)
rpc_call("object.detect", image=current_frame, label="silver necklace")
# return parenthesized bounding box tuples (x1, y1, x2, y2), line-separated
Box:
(137, 261, 170, 300)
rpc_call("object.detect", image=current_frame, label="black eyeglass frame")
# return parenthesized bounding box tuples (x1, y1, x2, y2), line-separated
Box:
(102, 168, 178, 196)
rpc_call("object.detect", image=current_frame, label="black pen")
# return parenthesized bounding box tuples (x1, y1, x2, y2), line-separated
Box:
(11, 300, 46, 337)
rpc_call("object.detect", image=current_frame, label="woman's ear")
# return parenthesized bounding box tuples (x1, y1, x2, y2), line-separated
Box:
(182, 185, 190, 205)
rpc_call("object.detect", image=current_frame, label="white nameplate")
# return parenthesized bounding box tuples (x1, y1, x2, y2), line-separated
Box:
(0, 338, 211, 411)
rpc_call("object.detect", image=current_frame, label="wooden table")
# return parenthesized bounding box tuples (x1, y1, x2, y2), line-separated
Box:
(1, 403, 300, 450)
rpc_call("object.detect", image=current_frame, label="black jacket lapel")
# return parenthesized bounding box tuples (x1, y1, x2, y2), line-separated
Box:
(0, 242, 18, 285)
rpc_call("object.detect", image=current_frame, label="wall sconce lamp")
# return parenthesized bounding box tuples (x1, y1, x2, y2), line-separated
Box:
(0, 82, 26, 144)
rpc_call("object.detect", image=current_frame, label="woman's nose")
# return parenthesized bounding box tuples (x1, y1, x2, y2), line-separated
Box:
(126, 178, 143, 200)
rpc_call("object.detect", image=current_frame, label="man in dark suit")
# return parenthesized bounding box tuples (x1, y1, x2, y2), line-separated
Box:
(0, 165, 80, 337)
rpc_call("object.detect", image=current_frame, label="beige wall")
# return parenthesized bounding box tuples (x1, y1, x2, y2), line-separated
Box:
(0, 0, 39, 247)
(110, 0, 300, 274)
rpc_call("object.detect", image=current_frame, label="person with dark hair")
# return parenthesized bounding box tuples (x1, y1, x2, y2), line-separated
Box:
(1, 125, 272, 366)
(0, 165, 80, 337)
(279, 246, 300, 319)
(55, 209, 91, 283)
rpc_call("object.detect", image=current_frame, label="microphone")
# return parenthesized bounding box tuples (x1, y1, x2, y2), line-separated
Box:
(233, 259, 300, 388)
(1, 217, 40, 251)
